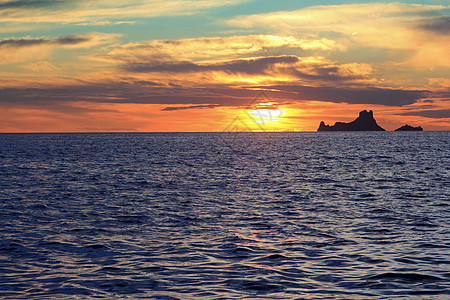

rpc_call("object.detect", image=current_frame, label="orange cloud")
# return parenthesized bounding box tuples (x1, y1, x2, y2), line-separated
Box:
(21, 61, 57, 72)
(105, 35, 342, 65)
(228, 4, 450, 68)
(92, 35, 368, 89)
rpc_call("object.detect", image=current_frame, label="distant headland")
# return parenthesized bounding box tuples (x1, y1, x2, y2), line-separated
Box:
(318, 110, 385, 131)
(394, 124, 423, 131)
(317, 110, 423, 131)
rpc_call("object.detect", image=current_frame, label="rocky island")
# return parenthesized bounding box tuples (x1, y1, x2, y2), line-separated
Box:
(318, 110, 386, 131)
(394, 124, 423, 131)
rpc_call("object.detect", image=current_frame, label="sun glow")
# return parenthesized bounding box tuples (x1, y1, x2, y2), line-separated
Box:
(250, 102, 284, 123)
(228, 95, 306, 132)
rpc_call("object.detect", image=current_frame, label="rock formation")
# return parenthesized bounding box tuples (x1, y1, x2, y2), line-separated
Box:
(394, 124, 423, 131)
(317, 110, 386, 131)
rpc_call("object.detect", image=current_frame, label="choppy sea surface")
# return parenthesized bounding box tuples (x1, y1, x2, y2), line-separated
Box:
(0, 132, 449, 299)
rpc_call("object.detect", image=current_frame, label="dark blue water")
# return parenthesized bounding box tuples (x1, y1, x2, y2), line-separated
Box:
(0, 132, 449, 299)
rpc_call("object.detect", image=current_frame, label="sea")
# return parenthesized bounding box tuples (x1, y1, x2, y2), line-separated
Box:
(0, 132, 449, 299)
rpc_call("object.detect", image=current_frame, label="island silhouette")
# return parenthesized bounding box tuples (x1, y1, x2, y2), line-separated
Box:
(394, 124, 423, 131)
(318, 110, 386, 131)
(317, 110, 424, 131)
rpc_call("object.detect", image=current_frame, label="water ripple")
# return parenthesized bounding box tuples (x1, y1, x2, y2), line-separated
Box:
(0, 132, 449, 299)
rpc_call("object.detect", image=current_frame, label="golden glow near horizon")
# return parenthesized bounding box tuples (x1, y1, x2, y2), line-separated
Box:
(0, 1, 449, 132)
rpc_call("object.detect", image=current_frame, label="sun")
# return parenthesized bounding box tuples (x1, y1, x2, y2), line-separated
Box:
(249, 101, 284, 123)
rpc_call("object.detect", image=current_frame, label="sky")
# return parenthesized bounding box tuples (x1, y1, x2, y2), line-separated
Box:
(0, 0, 449, 132)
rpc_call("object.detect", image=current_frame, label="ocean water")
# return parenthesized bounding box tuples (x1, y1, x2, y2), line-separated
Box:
(0, 132, 449, 299)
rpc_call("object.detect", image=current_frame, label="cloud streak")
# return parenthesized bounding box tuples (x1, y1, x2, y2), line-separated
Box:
(121, 54, 373, 86)
(0, 81, 429, 108)
(399, 109, 450, 119)
(124, 56, 300, 75)
(0, 33, 118, 64)
(107, 35, 341, 64)
(161, 104, 220, 111)
(0, 0, 68, 9)
(419, 16, 450, 35)
(0, 0, 248, 24)
(0, 35, 90, 48)
(259, 85, 429, 107)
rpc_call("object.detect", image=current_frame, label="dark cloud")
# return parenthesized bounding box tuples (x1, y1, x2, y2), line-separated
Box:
(0, 81, 429, 108)
(124, 55, 365, 83)
(259, 85, 429, 106)
(420, 17, 450, 35)
(0, 0, 68, 9)
(0, 97, 117, 115)
(429, 90, 450, 99)
(398, 109, 450, 119)
(400, 104, 436, 110)
(131, 80, 161, 87)
(0, 35, 91, 48)
(124, 56, 299, 75)
(0, 38, 47, 47)
(161, 104, 220, 111)
(54, 35, 90, 45)
(0, 84, 249, 106)
(290, 67, 362, 82)
(126, 61, 201, 73)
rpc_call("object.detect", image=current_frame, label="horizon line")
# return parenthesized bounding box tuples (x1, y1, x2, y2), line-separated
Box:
(2, 130, 448, 134)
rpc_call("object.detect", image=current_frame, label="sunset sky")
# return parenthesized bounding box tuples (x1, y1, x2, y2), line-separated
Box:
(0, 0, 449, 132)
